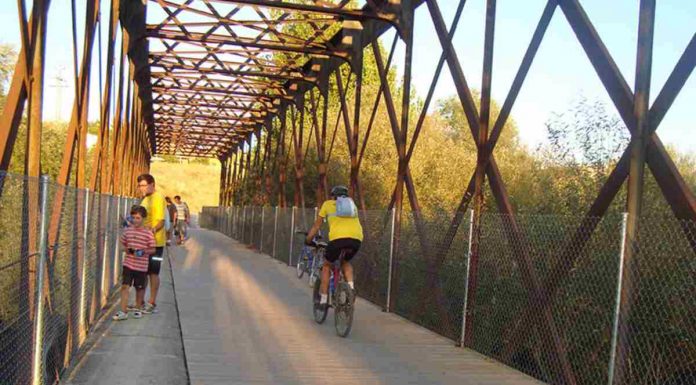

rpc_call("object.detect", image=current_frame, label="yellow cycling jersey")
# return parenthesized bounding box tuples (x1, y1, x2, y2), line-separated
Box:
(318, 200, 363, 242)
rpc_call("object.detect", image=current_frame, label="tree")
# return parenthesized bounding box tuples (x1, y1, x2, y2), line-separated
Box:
(0, 44, 17, 107)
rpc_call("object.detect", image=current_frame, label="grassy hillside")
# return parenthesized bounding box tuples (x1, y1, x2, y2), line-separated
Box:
(150, 160, 220, 215)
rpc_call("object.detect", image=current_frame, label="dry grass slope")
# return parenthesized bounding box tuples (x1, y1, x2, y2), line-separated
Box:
(150, 161, 220, 215)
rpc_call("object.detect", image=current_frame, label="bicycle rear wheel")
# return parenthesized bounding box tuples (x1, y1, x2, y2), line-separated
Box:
(334, 282, 354, 337)
(313, 278, 328, 324)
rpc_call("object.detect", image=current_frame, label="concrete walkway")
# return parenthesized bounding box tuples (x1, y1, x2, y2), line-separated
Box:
(171, 229, 543, 385)
(65, 247, 188, 385)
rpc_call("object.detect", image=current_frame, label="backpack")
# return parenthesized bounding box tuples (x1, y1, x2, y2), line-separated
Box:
(334, 196, 358, 218)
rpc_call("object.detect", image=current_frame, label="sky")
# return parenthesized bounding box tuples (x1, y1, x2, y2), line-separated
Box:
(0, 0, 694, 154)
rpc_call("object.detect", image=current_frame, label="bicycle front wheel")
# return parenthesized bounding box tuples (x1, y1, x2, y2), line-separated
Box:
(296, 257, 306, 279)
(313, 278, 328, 324)
(334, 282, 354, 337)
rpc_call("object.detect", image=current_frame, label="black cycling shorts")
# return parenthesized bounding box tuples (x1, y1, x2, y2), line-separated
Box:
(122, 266, 147, 289)
(325, 238, 361, 263)
(148, 247, 164, 275)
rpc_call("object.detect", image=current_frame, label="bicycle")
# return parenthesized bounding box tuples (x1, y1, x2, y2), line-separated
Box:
(312, 248, 355, 337)
(295, 231, 325, 287)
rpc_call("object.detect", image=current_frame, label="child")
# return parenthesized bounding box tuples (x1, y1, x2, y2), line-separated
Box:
(113, 205, 156, 320)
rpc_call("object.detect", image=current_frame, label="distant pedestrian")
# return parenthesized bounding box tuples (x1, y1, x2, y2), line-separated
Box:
(113, 206, 155, 321)
(165, 196, 178, 246)
(174, 195, 190, 244)
(137, 174, 167, 314)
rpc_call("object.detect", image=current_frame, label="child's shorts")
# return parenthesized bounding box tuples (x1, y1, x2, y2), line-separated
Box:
(122, 266, 147, 289)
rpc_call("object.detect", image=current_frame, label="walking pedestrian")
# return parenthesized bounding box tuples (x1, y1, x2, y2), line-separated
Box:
(137, 174, 167, 314)
(174, 195, 190, 244)
(165, 196, 178, 246)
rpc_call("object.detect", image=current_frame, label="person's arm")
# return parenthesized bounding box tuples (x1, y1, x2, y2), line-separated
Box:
(305, 215, 324, 244)
(145, 234, 156, 256)
(184, 203, 190, 222)
(120, 232, 128, 249)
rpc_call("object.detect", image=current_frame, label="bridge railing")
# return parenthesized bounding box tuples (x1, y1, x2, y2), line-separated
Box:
(201, 205, 695, 385)
(0, 172, 138, 385)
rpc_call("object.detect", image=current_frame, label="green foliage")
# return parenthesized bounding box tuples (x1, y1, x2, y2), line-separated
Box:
(0, 43, 16, 106)
(8, 120, 97, 184)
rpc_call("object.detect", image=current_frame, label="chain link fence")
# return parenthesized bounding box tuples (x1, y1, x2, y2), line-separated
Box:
(200, 205, 695, 385)
(0, 172, 138, 385)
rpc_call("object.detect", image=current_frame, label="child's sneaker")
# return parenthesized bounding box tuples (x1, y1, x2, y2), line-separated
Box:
(127, 304, 139, 311)
(132, 310, 143, 319)
(112, 311, 128, 321)
(141, 302, 158, 314)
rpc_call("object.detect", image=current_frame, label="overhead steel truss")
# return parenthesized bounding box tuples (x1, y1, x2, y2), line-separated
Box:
(143, 0, 399, 158)
(0, 1, 693, 385)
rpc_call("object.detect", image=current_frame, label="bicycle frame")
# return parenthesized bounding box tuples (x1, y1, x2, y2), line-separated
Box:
(326, 250, 347, 305)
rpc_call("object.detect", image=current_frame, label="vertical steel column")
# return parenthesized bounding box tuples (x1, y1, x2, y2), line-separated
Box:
(31, 175, 49, 385)
(460, 209, 475, 347)
(272, 206, 279, 258)
(613, 1, 655, 383)
(385, 208, 396, 312)
(388, 0, 414, 313)
(466, 0, 496, 347)
(278, 108, 288, 207)
(91, 0, 120, 192)
(288, 206, 296, 266)
(220, 157, 228, 206)
(260, 207, 265, 252)
(79, 189, 90, 343)
(249, 206, 255, 245)
(21, 0, 50, 325)
(608, 213, 629, 385)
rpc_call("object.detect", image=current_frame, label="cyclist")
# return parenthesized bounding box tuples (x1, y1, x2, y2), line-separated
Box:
(305, 185, 363, 310)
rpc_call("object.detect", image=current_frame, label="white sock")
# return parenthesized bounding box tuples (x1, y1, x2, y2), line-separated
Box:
(320, 294, 328, 304)
(347, 281, 354, 289)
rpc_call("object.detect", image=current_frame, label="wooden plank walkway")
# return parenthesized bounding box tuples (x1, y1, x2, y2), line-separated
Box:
(171, 228, 544, 385)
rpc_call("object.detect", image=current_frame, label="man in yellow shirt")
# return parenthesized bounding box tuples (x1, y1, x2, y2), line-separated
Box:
(306, 185, 363, 309)
(137, 174, 167, 314)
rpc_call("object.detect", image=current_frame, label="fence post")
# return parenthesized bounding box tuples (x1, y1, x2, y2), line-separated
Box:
(228, 206, 232, 236)
(31, 175, 50, 385)
(608, 213, 629, 385)
(241, 206, 246, 242)
(288, 206, 296, 266)
(460, 209, 475, 347)
(272, 206, 279, 258)
(250, 207, 256, 245)
(113, 196, 121, 286)
(259, 207, 265, 252)
(233, 206, 238, 239)
(385, 208, 396, 312)
(79, 189, 90, 337)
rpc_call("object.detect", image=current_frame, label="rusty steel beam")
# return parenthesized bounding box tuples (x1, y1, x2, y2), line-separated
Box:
(611, 2, 655, 383)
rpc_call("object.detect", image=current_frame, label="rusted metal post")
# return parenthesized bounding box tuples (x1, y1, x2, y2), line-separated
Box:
(278, 107, 288, 207)
(612, 1, 655, 383)
(22, 0, 50, 325)
(466, 0, 496, 347)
